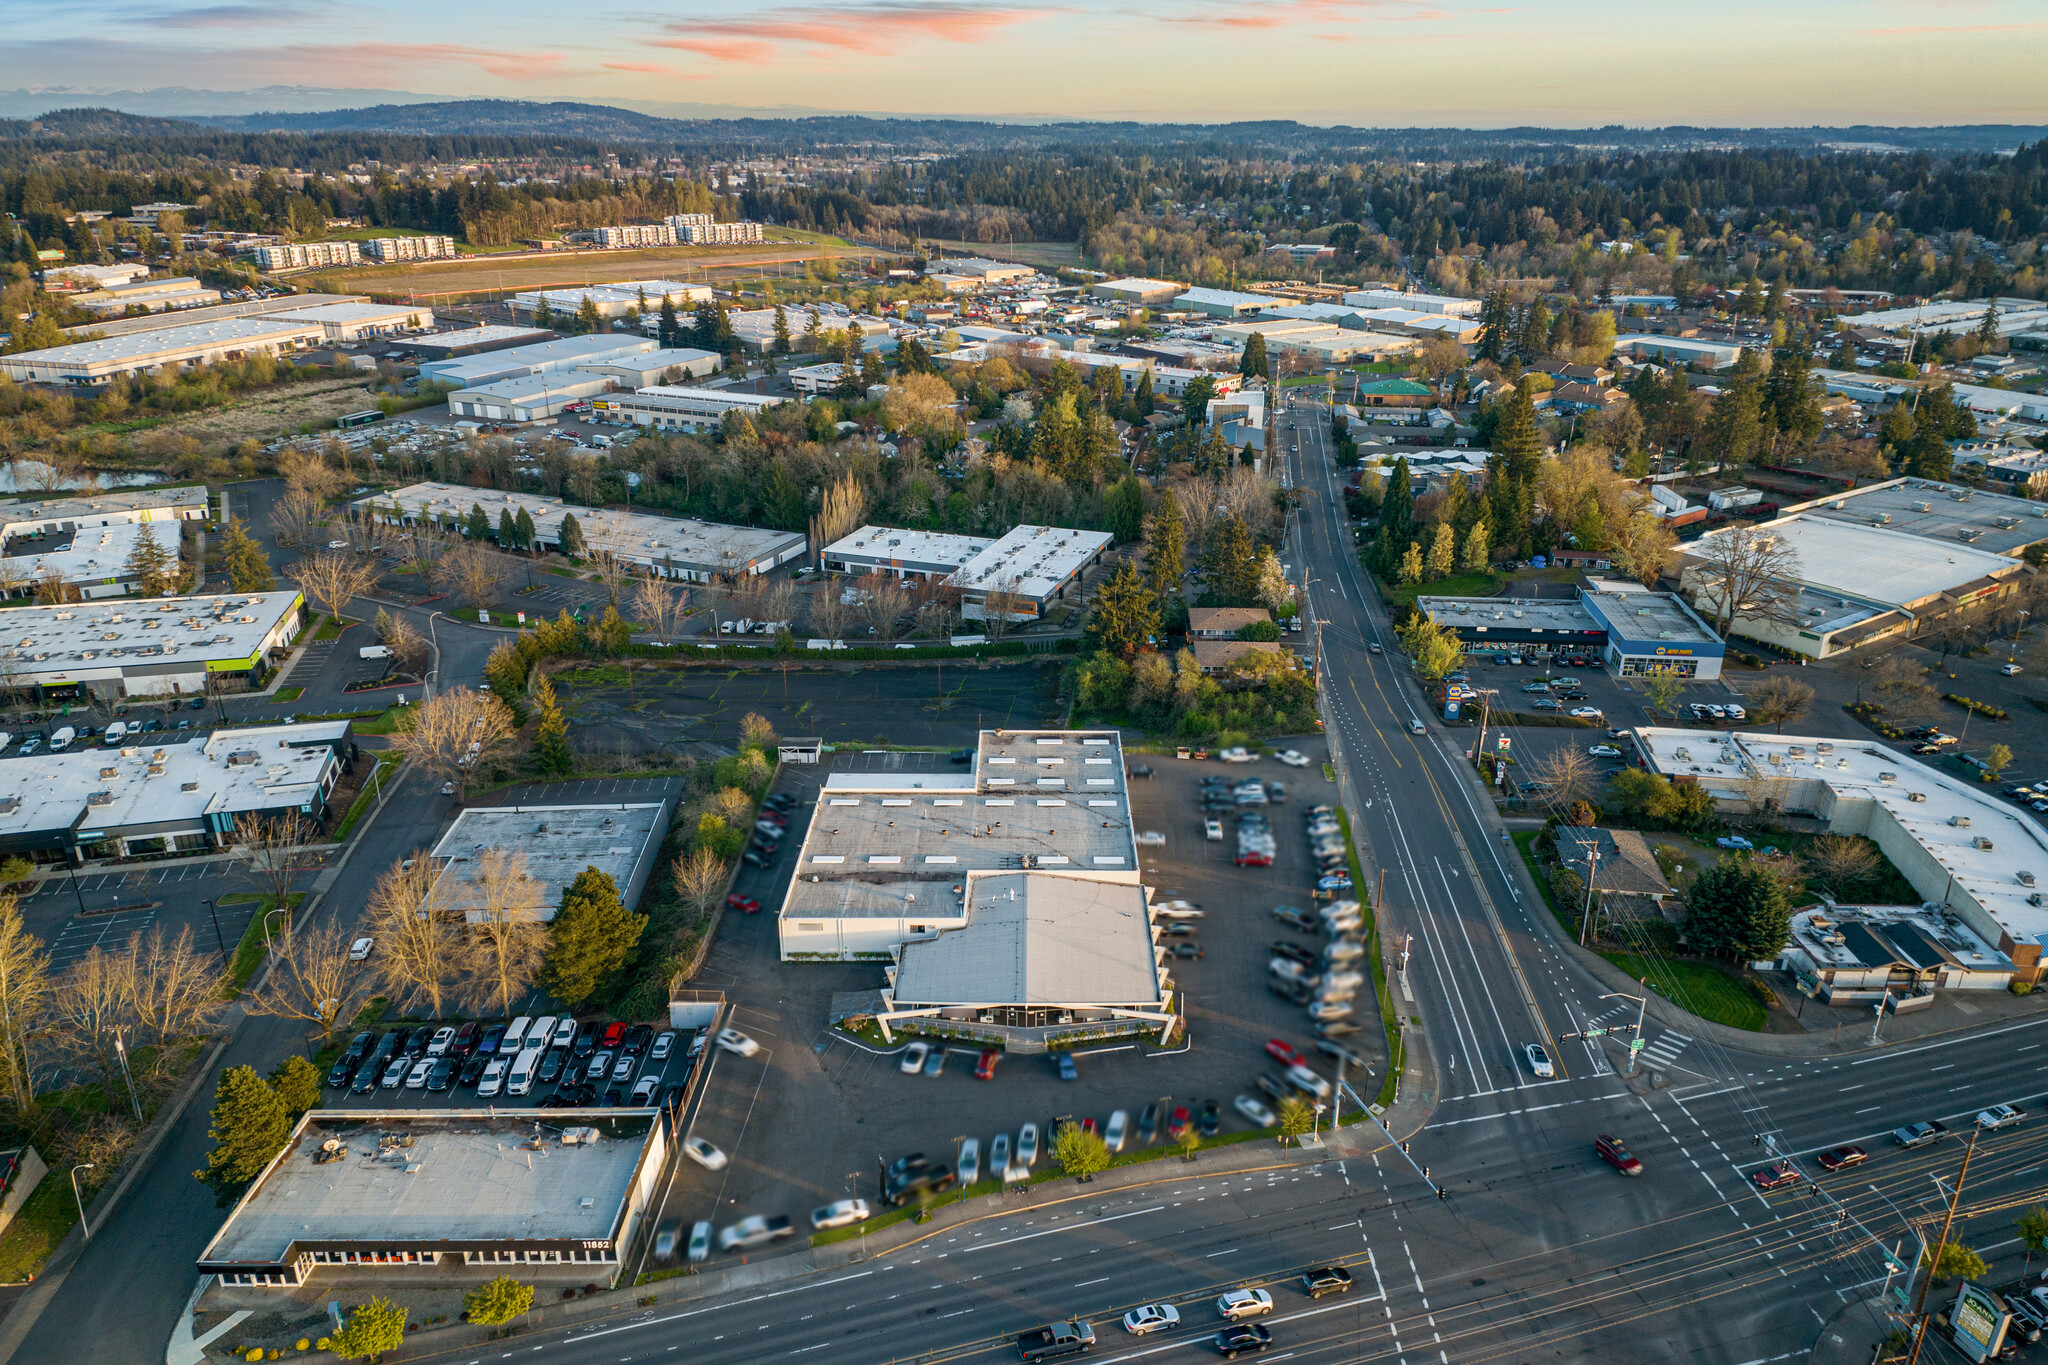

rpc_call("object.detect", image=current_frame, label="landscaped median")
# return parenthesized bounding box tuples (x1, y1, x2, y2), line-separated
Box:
(1337, 809, 1405, 1108)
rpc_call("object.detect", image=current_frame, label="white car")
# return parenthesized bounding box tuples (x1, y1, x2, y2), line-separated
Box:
(327, 539, 351, 549)
(715, 1028, 760, 1058)
(1216, 1288, 1275, 1320)
(810, 1199, 871, 1230)
(477, 1057, 508, 1097)
(348, 936, 375, 961)
(1220, 747, 1257, 763)
(1104, 1109, 1129, 1152)
(1156, 904, 1204, 920)
(650, 1030, 676, 1061)
(1525, 1043, 1555, 1079)
(1136, 830, 1167, 846)
(958, 1137, 980, 1186)
(1588, 745, 1621, 758)
(687, 1220, 713, 1263)
(1568, 707, 1604, 719)
(1234, 1094, 1277, 1127)
(1275, 749, 1311, 767)
(1286, 1064, 1332, 1099)
(900, 1041, 930, 1074)
(1205, 818, 1225, 841)
(683, 1137, 728, 1170)
(1017, 1122, 1040, 1168)
(2002, 664, 2024, 676)
(425, 1025, 456, 1056)
(404, 1057, 433, 1089)
(1123, 1304, 1182, 1335)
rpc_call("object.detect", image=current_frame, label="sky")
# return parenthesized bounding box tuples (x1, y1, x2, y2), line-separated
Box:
(7, 0, 2048, 124)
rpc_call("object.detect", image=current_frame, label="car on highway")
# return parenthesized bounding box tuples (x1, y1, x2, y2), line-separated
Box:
(1235, 1094, 1276, 1127)
(810, 1199, 870, 1230)
(1217, 1289, 1274, 1320)
(716, 1028, 760, 1057)
(1136, 830, 1167, 846)
(1750, 1160, 1800, 1190)
(1524, 1043, 1555, 1078)
(1302, 1266, 1354, 1298)
(1594, 1134, 1643, 1176)
(1892, 1120, 1948, 1148)
(1275, 750, 1311, 767)
(1816, 1145, 1868, 1172)
(1980, 1104, 2025, 1130)
(1123, 1304, 1181, 1335)
(1216, 1322, 1272, 1359)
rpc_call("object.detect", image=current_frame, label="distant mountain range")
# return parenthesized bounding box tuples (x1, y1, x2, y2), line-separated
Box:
(4, 96, 2045, 155)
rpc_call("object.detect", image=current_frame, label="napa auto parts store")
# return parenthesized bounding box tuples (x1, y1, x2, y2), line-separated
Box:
(1420, 580, 1724, 681)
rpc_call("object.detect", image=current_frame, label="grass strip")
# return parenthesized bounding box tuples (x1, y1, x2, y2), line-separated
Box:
(272, 686, 305, 704)
(221, 893, 305, 998)
(335, 752, 405, 841)
(1336, 809, 1406, 1109)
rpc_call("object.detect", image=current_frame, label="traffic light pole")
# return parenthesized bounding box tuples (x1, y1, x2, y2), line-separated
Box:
(1905, 1132, 1978, 1365)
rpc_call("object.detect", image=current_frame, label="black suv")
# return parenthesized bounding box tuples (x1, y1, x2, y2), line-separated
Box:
(1302, 1266, 1353, 1298)
(623, 1023, 654, 1055)
(573, 1020, 602, 1058)
(884, 1159, 956, 1207)
(1217, 1323, 1272, 1358)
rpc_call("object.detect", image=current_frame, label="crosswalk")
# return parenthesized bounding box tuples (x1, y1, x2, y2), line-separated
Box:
(1637, 1029, 1694, 1073)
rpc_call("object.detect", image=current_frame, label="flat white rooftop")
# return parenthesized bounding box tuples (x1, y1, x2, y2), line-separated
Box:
(822, 525, 993, 575)
(891, 871, 1163, 1008)
(0, 486, 208, 530)
(430, 803, 671, 924)
(4, 316, 321, 370)
(3, 517, 164, 587)
(949, 525, 1113, 604)
(1777, 478, 2048, 558)
(1694, 515, 2018, 606)
(268, 301, 429, 327)
(0, 591, 302, 677)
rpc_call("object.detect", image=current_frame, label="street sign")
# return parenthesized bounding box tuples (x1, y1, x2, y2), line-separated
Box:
(1628, 1039, 1645, 1052)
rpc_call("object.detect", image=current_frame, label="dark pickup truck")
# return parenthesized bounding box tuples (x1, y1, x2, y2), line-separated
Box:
(1016, 1318, 1095, 1361)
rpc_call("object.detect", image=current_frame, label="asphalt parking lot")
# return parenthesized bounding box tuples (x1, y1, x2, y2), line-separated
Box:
(652, 737, 1377, 1259)
(320, 1016, 703, 1114)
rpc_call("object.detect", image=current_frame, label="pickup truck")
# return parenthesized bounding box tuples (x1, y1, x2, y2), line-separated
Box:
(1016, 1319, 1095, 1360)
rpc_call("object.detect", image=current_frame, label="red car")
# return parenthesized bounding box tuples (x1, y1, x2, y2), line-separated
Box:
(1233, 851, 1274, 867)
(1080, 1117, 1099, 1137)
(726, 893, 762, 915)
(1265, 1039, 1307, 1068)
(974, 1049, 999, 1081)
(1594, 1134, 1642, 1176)
(1165, 1106, 1193, 1138)
(1816, 1145, 1868, 1173)
(1750, 1161, 1800, 1191)
(599, 1021, 627, 1050)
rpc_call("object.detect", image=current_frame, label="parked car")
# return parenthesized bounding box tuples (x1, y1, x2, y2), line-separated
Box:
(975, 1049, 1000, 1081)
(1275, 750, 1311, 767)
(810, 1199, 870, 1230)
(1715, 835, 1755, 850)
(900, 1040, 930, 1074)
(1234, 1094, 1276, 1127)
(1588, 745, 1621, 758)
(717, 1214, 795, 1252)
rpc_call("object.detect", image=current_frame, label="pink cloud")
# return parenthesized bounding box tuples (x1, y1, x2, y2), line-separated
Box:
(659, 2, 1055, 63)
(1163, 0, 1448, 30)
(274, 42, 564, 81)
(602, 60, 673, 72)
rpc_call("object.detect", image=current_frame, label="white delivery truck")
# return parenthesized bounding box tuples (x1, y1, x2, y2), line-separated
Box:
(50, 726, 75, 751)
(102, 721, 127, 744)
(359, 645, 392, 660)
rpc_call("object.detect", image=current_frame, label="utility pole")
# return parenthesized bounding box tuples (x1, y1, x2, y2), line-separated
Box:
(1578, 842, 1601, 945)
(1906, 1132, 1978, 1365)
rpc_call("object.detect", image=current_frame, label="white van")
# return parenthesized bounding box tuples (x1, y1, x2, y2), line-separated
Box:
(49, 727, 75, 752)
(525, 1015, 557, 1053)
(358, 645, 392, 660)
(500, 1015, 532, 1054)
(506, 1049, 537, 1096)
(103, 721, 127, 744)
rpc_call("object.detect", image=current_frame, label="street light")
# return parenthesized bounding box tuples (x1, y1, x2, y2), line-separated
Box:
(262, 904, 291, 954)
(70, 1163, 94, 1242)
(202, 897, 229, 970)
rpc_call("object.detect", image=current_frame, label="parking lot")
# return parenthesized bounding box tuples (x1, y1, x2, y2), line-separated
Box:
(646, 737, 1380, 1262)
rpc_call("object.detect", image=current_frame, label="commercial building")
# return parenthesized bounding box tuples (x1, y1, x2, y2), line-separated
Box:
(787, 362, 853, 395)
(1092, 278, 1185, 306)
(725, 306, 889, 354)
(821, 526, 994, 580)
(402, 325, 556, 360)
(58, 293, 365, 341)
(577, 348, 720, 388)
(446, 373, 615, 424)
(197, 1110, 668, 1291)
(0, 720, 356, 864)
(360, 235, 457, 262)
(428, 802, 675, 924)
(1576, 583, 1726, 679)
(73, 276, 221, 315)
(1679, 511, 2031, 659)
(1342, 288, 1483, 318)
(1784, 906, 2016, 1003)
(590, 385, 788, 433)
(0, 590, 304, 700)
(1174, 287, 1280, 318)
(0, 317, 324, 387)
(1207, 388, 1267, 453)
(44, 262, 151, 290)
(254, 241, 361, 271)
(417, 335, 657, 389)
(1615, 334, 1745, 369)
(1773, 479, 2048, 561)
(948, 525, 1113, 621)
(266, 301, 433, 342)
(0, 517, 176, 600)
(927, 257, 1035, 284)
(509, 280, 711, 322)
(353, 483, 806, 581)
(1416, 596, 1610, 664)
(1635, 728, 2048, 986)
(0, 485, 209, 535)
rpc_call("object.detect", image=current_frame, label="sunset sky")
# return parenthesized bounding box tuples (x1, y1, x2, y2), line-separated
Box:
(9, 0, 2048, 123)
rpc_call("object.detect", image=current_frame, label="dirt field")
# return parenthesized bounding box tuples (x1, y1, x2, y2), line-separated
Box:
(920, 239, 1085, 270)
(107, 378, 380, 453)
(305, 238, 897, 303)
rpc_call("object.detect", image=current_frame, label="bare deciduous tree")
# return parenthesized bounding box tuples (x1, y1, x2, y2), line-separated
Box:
(807, 583, 853, 642)
(1687, 526, 1803, 638)
(1747, 676, 1815, 733)
(288, 549, 381, 624)
(671, 847, 729, 924)
(401, 687, 518, 796)
(975, 572, 1028, 643)
(246, 921, 377, 1040)
(0, 897, 50, 1113)
(583, 527, 639, 608)
(1527, 746, 1598, 812)
(237, 810, 319, 910)
(630, 575, 685, 638)
(366, 853, 461, 1018)
(47, 946, 136, 1100)
(126, 924, 226, 1052)
(463, 848, 547, 1015)
(1871, 653, 1938, 725)
(443, 541, 507, 612)
(810, 472, 865, 567)
(858, 571, 913, 642)
(271, 484, 325, 551)
(756, 579, 799, 635)
(1808, 834, 1881, 898)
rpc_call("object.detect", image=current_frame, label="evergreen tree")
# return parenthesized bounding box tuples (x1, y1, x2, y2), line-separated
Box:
(465, 503, 490, 540)
(1379, 456, 1415, 553)
(1702, 352, 1766, 467)
(1490, 385, 1544, 483)
(538, 866, 644, 1008)
(1977, 305, 2000, 347)
(1133, 368, 1155, 417)
(658, 296, 679, 348)
(1105, 475, 1145, 545)
(532, 297, 554, 332)
(531, 675, 573, 777)
(196, 1065, 290, 1205)
(1737, 277, 1767, 316)
(1684, 858, 1792, 962)
(1461, 520, 1491, 572)
(123, 522, 178, 595)
(558, 512, 584, 556)
(1476, 289, 1512, 362)
(1763, 276, 1786, 321)
(773, 304, 792, 354)
(1398, 541, 1424, 583)
(1144, 490, 1186, 599)
(1240, 332, 1269, 381)
(576, 294, 602, 334)
(498, 509, 517, 546)
(515, 507, 536, 551)
(803, 309, 824, 353)
(860, 347, 885, 388)
(1426, 522, 1455, 579)
(269, 1055, 324, 1123)
(1762, 346, 1822, 453)
(1086, 560, 1162, 658)
(1180, 374, 1218, 426)
(1202, 517, 1259, 604)
(219, 518, 274, 592)
(692, 301, 720, 350)
(764, 461, 805, 532)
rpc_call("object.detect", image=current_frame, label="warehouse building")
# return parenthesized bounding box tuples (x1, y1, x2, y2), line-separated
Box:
(360, 235, 457, 262)
(725, 306, 890, 354)
(0, 590, 305, 700)
(445, 373, 614, 424)
(0, 518, 176, 600)
(1092, 277, 1185, 306)
(577, 347, 721, 387)
(73, 276, 222, 316)
(590, 385, 788, 433)
(949, 524, 1113, 621)
(509, 281, 710, 322)
(266, 300, 433, 342)
(1615, 334, 1745, 369)
(0, 317, 324, 386)
(428, 801, 675, 924)
(254, 241, 361, 271)
(1342, 287, 1484, 318)
(198, 1110, 668, 1291)
(0, 485, 209, 537)
(45, 262, 151, 290)
(58, 293, 365, 341)
(821, 526, 994, 580)
(401, 325, 556, 360)
(0, 484, 211, 599)
(1635, 728, 2048, 987)
(0, 719, 355, 864)
(927, 257, 1035, 284)
(353, 483, 806, 581)
(1174, 287, 1280, 318)
(417, 335, 657, 389)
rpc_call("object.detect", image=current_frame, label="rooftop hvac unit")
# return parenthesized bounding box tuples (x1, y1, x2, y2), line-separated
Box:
(1975, 836, 1997, 851)
(1879, 772, 1898, 784)
(1950, 815, 1972, 827)
(2022, 870, 2038, 885)
(1909, 792, 1927, 802)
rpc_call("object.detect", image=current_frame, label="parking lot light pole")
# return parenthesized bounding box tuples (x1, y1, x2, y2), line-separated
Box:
(202, 897, 229, 970)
